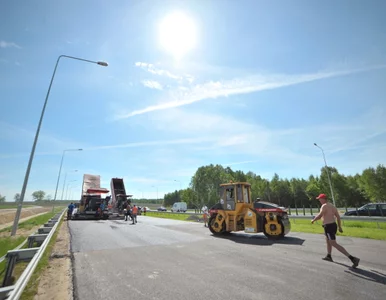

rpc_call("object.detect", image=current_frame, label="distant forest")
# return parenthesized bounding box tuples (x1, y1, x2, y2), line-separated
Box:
(161, 164, 386, 209)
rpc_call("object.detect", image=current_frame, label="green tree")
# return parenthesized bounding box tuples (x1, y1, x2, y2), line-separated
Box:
(0, 194, 5, 203)
(32, 190, 46, 201)
(359, 164, 386, 202)
(306, 175, 321, 204)
(14, 193, 21, 202)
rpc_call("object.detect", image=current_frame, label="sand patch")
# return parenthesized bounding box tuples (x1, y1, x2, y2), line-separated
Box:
(0, 207, 51, 225)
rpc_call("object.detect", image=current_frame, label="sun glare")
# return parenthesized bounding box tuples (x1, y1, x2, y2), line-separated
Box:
(158, 11, 197, 60)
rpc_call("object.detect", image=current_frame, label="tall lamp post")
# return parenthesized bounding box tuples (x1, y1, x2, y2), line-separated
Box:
(54, 150, 82, 202)
(151, 186, 158, 202)
(11, 55, 108, 236)
(314, 143, 336, 207)
(61, 169, 78, 200)
(66, 180, 77, 200)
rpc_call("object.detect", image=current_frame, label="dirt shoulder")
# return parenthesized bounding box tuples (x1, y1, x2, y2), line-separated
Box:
(34, 219, 73, 300)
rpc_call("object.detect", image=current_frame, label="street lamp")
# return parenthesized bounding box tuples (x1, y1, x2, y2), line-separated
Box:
(10, 54, 108, 236)
(52, 149, 82, 212)
(174, 180, 181, 190)
(151, 186, 158, 201)
(61, 169, 78, 200)
(66, 180, 77, 200)
(54, 151, 81, 201)
(314, 143, 336, 207)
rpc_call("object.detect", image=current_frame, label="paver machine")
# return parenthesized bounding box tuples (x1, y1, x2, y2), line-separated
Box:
(72, 174, 110, 220)
(208, 181, 291, 239)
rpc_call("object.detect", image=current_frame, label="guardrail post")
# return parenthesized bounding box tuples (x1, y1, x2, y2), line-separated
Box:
(303, 205, 305, 216)
(2, 255, 17, 287)
(310, 205, 313, 216)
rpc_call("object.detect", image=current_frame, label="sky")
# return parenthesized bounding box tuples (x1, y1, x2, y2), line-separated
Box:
(1, 0, 386, 202)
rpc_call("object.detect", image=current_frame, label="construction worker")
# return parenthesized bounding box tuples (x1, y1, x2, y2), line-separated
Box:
(132, 205, 138, 224)
(99, 201, 105, 218)
(202, 204, 209, 227)
(312, 193, 360, 267)
(125, 203, 132, 221)
(67, 202, 75, 220)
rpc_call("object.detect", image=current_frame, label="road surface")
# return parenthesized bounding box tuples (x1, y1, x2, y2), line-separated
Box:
(69, 217, 386, 300)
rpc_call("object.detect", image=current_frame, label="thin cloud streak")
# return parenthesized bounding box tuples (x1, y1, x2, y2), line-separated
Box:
(0, 40, 21, 49)
(117, 64, 386, 119)
(83, 137, 209, 151)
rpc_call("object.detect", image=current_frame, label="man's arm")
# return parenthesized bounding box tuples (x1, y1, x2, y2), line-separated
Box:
(311, 205, 325, 224)
(334, 208, 343, 232)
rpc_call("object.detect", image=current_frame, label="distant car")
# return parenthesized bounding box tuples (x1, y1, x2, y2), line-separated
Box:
(157, 206, 167, 212)
(344, 203, 386, 217)
(253, 201, 287, 212)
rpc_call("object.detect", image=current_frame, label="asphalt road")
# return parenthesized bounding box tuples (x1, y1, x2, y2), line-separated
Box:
(69, 217, 386, 300)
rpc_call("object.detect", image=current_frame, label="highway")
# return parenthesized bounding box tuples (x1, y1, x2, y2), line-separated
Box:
(69, 217, 386, 300)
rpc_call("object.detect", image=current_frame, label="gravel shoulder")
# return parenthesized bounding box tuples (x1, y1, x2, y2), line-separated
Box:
(33, 218, 73, 300)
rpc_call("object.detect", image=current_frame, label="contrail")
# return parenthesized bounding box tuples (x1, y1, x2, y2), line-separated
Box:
(116, 64, 386, 119)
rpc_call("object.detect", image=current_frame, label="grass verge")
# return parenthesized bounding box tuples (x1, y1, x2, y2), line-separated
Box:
(20, 213, 65, 299)
(0, 207, 64, 234)
(0, 205, 34, 210)
(145, 211, 192, 221)
(290, 218, 386, 240)
(145, 212, 386, 240)
(0, 208, 65, 286)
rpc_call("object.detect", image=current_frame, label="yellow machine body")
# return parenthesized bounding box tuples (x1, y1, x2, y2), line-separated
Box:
(208, 181, 290, 239)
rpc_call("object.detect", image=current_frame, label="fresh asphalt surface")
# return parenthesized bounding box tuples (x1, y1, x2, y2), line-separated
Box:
(69, 216, 386, 300)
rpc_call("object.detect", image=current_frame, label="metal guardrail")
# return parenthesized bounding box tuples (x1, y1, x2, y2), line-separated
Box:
(0, 240, 28, 264)
(0, 208, 66, 300)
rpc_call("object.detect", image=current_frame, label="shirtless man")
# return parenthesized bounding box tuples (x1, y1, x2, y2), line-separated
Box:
(311, 193, 360, 268)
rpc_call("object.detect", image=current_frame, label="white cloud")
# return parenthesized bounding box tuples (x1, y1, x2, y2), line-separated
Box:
(141, 80, 163, 90)
(119, 64, 386, 119)
(0, 40, 21, 49)
(135, 61, 182, 80)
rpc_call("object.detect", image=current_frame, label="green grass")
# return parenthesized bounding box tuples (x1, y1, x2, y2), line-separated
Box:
(290, 218, 386, 240)
(0, 236, 26, 258)
(145, 211, 386, 240)
(21, 216, 64, 299)
(0, 207, 64, 234)
(145, 211, 192, 221)
(0, 205, 34, 210)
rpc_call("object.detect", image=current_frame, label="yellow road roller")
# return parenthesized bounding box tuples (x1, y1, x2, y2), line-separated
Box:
(208, 181, 291, 239)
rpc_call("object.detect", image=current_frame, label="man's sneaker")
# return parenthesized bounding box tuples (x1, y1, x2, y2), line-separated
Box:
(322, 255, 333, 262)
(351, 257, 360, 268)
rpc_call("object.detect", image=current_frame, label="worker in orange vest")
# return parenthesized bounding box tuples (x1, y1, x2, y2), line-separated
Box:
(132, 205, 138, 224)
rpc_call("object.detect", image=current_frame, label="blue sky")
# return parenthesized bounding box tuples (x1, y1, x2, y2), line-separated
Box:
(1, 0, 386, 202)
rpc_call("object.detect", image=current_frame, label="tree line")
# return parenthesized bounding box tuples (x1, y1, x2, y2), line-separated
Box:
(0, 190, 53, 203)
(162, 164, 386, 209)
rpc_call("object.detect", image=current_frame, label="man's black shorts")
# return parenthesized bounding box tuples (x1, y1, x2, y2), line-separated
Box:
(323, 222, 337, 240)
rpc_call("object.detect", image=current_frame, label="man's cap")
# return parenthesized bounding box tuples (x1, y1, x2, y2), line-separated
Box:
(316, 193, 327, 200)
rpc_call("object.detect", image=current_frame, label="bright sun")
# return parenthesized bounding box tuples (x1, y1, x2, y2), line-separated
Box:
(158, 11, 197, 59)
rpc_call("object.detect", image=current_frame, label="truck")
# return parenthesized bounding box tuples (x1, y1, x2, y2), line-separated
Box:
(72, 174, 110, 220)
(171, 202, 187, 212)
(109, 178, 133, 216)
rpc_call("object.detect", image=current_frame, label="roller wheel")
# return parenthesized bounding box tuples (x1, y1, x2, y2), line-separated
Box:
(263, 221, 284, 240)
(208, 215, 226, 235)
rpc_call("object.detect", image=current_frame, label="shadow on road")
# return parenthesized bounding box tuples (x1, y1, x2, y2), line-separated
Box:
(211, 232, 305, 246)
(333, 262, 386, 285)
